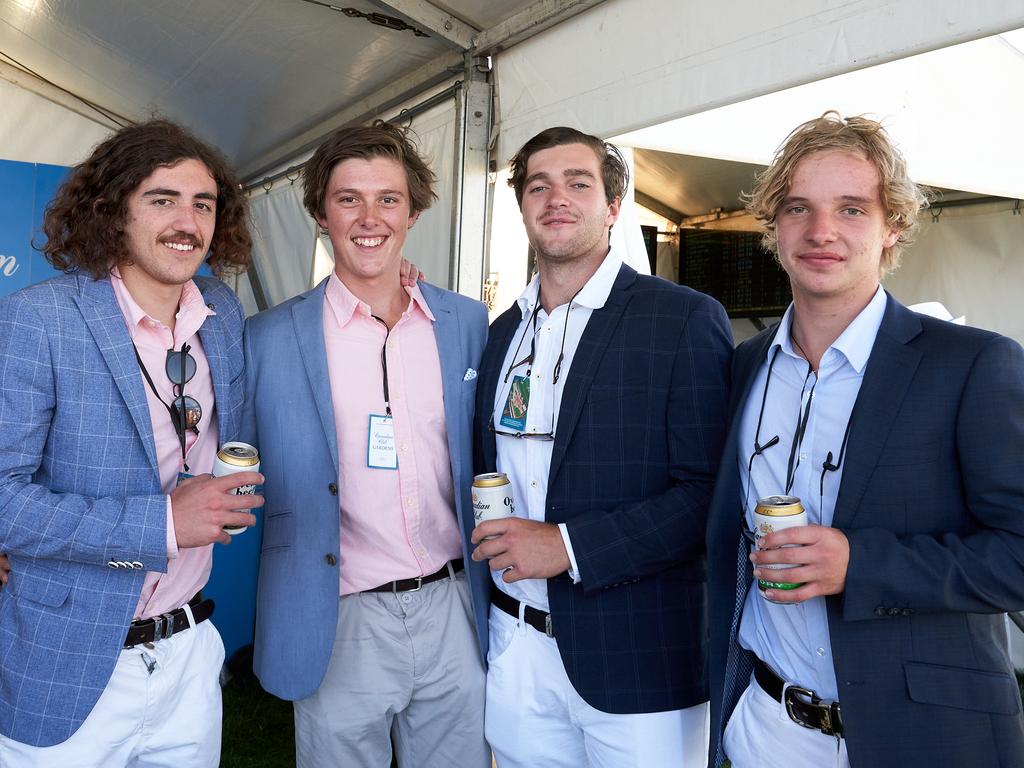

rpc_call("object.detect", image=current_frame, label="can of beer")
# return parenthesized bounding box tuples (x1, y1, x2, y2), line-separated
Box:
(752, 495, 807, 600)
(212, 442, 261, 535)
(472, 473, 515, 538)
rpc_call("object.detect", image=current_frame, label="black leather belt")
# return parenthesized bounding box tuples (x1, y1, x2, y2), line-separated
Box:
(124, 595, 214, 648)
(365, 559, 463, 593)
(491, 587, 553, 637)
(754, 658, 844, 738)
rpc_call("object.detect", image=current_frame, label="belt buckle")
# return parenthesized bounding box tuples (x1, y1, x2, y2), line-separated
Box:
(151, 614, 167, 643)
(784, 685, 841, 737)
(544, 614, 553, 637)
(395, 577, 423, 593)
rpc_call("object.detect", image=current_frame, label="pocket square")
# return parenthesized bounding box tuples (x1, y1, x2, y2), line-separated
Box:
(463, 368, 478, 381)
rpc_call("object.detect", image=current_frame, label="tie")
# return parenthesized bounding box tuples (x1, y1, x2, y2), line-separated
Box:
(714, 534, 755, 768)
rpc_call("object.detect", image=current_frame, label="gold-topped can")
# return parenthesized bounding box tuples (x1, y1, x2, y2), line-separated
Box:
(472, 473, 514, 538)
(213, 442, 261, 535)
(753, 495, 806, 600)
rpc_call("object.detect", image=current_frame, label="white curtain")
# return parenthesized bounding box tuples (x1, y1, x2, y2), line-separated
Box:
(247, 181, 317, 309)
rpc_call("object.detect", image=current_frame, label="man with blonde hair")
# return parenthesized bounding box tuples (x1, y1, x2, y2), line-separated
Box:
(706, 112, 1024, 767)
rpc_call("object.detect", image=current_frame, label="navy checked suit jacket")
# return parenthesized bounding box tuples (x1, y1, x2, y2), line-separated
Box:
(0, 273, 244, 747)
(707, 295, 1024, 767)
(474, 263, 732, 714)
(243, 279, 490, 701)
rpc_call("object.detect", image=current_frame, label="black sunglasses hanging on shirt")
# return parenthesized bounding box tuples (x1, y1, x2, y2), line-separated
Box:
(134, 342, 203, 472)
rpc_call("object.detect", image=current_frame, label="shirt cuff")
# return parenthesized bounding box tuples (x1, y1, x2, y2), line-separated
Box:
(166, 496, 179, 559)
(558, 523, 581, 584)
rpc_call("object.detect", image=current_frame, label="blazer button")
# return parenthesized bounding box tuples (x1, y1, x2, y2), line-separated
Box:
(888, 607, 901, 616)
(325, 554, 337, 566)
(901, 608, 913, 616)
(328, 483, 338, 496)
(108, 560, 120, 569)
(874, 606, 887, 617)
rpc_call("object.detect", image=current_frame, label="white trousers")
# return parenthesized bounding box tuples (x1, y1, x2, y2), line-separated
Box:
(293, 570, 489, 768)
(723, 679, 850, 768)
(485, 605, 710, 768)
(0, 617, 224, 768)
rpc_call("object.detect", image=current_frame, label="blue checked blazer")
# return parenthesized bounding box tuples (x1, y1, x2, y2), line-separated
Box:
(474, 263, 732, 714)
(707, 296, 1024, 767)
(0, 272, 244, 747)
(243, 279, 490, 700)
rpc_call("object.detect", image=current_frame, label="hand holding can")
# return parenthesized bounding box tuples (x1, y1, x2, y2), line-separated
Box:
(472, 473, 515, 540)
(213, 442, 261, 534)
(752, 495, 807, 601)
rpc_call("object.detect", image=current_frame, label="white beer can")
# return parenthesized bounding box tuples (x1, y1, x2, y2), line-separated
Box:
(472, 473, 514, 537)
(212, 441, 261, 535)
(752, 494, 807, 601)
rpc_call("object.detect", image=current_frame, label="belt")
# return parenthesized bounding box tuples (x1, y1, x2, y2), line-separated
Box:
(364, 559, 463, 593)
(124, 595, 214, 648)
(491, 587, 553, 637)
(754, 658, 844, 738)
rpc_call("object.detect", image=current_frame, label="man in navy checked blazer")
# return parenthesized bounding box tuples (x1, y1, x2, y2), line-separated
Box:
(0, 121, 262, 765)
(471, 127, 732, 767)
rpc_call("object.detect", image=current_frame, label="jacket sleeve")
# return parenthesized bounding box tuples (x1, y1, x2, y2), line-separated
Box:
(0, 293, 168, 568)
(843, 333, 1024, 619)
(566, 292, 733, 591)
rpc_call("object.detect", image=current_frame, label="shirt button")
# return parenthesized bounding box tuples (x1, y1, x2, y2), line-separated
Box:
(328, 483, 338, 496)
(417, 548, 425, 556)
(816, 647, 826, 657)
(407, 496, 416, 507)
(401, 444, 409, 453)
(530, 480, 538, 488)
(800, 452, 808, 461)
(324, 554, 337, 566)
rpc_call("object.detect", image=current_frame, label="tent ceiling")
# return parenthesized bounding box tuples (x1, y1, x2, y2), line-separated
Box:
(0, 0, 540, 172)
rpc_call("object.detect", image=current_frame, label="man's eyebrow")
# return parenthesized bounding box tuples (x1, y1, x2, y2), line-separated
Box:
(524, 171, 551, 186)
(141, 188, 217, 202)
(781, 195, 875, 205)
(562, 168, 596, 179)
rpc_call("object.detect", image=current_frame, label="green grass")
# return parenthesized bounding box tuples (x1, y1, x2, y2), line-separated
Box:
(221, 672, 295, 768)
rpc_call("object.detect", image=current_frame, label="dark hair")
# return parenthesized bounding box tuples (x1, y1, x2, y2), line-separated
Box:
(39, 119, 252, 278)
(507, 127, 628, 208)
(303, 120, 437, 219)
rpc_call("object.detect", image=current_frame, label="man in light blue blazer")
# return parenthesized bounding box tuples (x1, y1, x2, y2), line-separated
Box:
(243, 121, 490, 768)
(0, 121, 261, 765)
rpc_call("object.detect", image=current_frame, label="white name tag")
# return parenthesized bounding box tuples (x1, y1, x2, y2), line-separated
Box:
(367, 414, 398, 470)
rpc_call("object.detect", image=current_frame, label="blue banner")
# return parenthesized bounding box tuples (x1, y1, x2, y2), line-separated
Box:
(0, 159, 68, 297)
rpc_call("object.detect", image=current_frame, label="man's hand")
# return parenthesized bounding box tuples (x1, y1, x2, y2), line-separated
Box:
(169, 472, 264, 548)
(400, 259, 424, 287)
(0, 553, 9, 588)
(751, 524, 849, 603)
(471, 518, 570, 582)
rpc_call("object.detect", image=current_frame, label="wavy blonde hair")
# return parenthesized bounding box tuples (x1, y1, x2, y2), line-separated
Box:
(745, 111, 929, 274)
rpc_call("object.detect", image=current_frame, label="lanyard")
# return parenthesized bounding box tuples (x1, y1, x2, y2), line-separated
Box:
(133, 343, 192, 472)
(371, 315, 393, 417)
(503, 285, 583, 386)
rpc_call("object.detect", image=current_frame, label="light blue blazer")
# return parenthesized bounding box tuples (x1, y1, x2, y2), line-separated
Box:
(243, 278, 489, 700)
(0, 273, 245, 747)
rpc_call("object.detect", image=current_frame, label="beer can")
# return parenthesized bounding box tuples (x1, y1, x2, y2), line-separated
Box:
(472, 473, 515, 538)
(212, 442, 261, 535)
(752, 495, 807, 600)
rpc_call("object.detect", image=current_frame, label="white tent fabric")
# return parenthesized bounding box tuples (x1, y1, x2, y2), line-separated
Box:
(247, 181, 317, 309)
(492, 0, 1024, 164)
(0, 79, 110, 166)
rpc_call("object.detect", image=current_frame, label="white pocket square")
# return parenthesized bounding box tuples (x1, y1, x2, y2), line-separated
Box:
(463, 368, 478, 381)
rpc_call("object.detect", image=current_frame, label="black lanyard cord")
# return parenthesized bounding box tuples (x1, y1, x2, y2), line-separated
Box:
(371, 316, 393, 417)
(133, 343, 191, 472)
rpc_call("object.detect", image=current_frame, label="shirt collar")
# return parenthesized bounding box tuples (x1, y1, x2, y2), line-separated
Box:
(324, 271, 431, 328)
(515, 249, 623, 318)
(769, 285, 887, 374)
(110, 266, 214, 340)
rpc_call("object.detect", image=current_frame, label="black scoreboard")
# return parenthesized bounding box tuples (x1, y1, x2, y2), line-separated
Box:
(680, 230, 791, 318)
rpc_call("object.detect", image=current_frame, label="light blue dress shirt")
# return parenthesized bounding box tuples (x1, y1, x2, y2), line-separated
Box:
(736, 285, 887, 701)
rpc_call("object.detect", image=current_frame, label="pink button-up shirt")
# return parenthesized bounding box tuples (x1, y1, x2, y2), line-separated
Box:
(110, 270, 219, 619)
(323, 273, 462, 595)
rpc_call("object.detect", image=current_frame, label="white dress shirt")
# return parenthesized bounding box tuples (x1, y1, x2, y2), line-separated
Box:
(490, 251, 623, 612)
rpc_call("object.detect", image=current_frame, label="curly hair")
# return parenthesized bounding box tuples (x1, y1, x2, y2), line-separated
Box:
(303, 120, 437, 220)
(745, 111, 929, 274)
(507, 127, 629, 209)
(40, 119, 252, 278)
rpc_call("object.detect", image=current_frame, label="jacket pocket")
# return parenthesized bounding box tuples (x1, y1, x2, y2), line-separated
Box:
(905, 661, 1021, 715)
(261, 509, 294, 552)
(10, 565, 72, 608)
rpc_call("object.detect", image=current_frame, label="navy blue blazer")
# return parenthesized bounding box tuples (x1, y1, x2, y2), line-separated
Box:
(708, 295, 1024, 766)
(474, 263, 732, 714)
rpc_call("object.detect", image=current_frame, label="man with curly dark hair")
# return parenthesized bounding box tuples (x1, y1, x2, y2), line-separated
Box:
(0, 119, 263, 766)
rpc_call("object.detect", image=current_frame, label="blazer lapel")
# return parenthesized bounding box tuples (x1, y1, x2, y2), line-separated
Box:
(479, 307, 521, 472)
(421, 285, 463, 474)
(547, 265, 635, 485)
(73, 275, 160, 475)
(291, 280, 339, 470)
(196, 298, 233, 441)
(832, 297, 923, 529)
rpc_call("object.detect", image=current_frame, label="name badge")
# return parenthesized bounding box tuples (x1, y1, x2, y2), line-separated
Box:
(367, 414, 398, 470)
(176, 471, 194, 487)
(499, 375, 531, 431)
